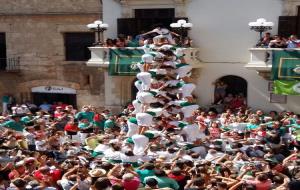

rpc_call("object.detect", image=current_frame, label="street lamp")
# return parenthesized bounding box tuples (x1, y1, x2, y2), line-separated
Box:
(87, 20, 109, 46)
(248, 18, 274, 40)
(170, 19, 193, 47)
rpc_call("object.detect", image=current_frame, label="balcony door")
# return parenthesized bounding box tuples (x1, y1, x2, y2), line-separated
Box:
(278, 6, 300, 37)
(117, 8, 187, 37)
(0, 33, 6, 70)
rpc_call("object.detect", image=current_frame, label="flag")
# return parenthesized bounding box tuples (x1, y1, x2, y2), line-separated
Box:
(273, 80, 300, 95)
(271, 50, 300, 80)
(108, 48, 144, 76)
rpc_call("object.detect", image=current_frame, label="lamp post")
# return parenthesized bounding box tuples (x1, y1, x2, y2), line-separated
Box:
(170, 19, 193, 47)
(248, 18, 274, 40)
(87, 20, 109, 46)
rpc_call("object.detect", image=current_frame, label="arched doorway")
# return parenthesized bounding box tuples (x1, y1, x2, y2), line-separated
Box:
(214, 75, 247, 107)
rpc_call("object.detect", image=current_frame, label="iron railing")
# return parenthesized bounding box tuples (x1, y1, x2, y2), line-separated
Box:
(0, 57, 21, 72)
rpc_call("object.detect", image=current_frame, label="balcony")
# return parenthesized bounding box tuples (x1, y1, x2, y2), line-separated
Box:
(86, 47, 203, 69)
(0, 57, 21, 72)
(245, 48, 300, 79)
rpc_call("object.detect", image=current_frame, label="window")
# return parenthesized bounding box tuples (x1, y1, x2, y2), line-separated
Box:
(118, 8, 187, 37)
(0, 33, 6, 70)
(64, 32, 95, 61)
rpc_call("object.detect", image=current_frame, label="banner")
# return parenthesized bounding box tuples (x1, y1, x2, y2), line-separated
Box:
(271, 50, 300, 80)
(108, 48, 143, 76)
(273, 80, 300, 95)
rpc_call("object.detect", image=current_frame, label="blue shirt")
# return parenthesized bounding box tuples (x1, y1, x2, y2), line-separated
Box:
(287, 40, 300, 48)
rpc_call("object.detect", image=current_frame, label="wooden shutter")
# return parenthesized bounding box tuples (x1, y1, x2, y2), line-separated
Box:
(65, 33, 94, 61)
(117, 18, 137, 37)
(278, 16, 297, 38)
(0, 33, 6, 70)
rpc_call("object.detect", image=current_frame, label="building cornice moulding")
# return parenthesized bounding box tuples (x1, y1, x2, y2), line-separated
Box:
(118, 0, 186, 6)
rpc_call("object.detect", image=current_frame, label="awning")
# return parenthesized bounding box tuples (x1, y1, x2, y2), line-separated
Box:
(108, 48, 143, 76)
(31, 86, 76, 94)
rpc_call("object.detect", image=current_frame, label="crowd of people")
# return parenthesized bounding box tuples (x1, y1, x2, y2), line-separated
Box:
(213, 81, 247, 111)
(1, 104, 300, 190)
(0, 26, 300, 190)
(256, 33, 300, 48)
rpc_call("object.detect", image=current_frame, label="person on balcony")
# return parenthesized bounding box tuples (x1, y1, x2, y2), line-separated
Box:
(286, 35, 300, 48)
(126, 35, 139, 47)
(105, 38, 114, 47)
(256, 32, 272, 48)
(268, 35, 287, 48)
(115, 37, 126, 48)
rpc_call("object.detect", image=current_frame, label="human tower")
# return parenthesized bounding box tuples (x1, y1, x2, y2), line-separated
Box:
(127, 32, 201, 156)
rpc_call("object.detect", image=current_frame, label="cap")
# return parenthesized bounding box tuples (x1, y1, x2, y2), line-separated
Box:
(89, 168, 106, 177)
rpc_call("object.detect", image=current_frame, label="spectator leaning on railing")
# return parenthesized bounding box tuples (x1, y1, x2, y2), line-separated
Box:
(268, 35, 287, 48)
(286, 35, 300, 48)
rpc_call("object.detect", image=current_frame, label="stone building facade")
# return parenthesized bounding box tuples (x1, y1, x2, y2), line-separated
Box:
(0, 0, 106, 109)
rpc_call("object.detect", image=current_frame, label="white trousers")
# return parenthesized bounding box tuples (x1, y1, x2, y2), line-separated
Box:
(135, 81, 143, 92)
(127, 122, 139, 137)
(136, 113, 153, 127)
(132, 134, 149, 156)
(79, 132, 88, 144)
(181, 104, 199, 118)
(132, 99, 142, 114)
(180, 83, 196, 98)
(176, 65, 192, 79)
(137, 72, 151, 91)
(136, 92, 156, 104)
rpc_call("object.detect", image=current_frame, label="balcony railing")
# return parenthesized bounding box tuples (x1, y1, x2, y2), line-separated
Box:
(0, 57, 21, 72)
(86, 47, 202, 68)
(245, 48, 300, 71)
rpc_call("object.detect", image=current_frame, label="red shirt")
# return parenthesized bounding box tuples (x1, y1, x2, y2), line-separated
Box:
(168, 173, 186, 181)
(50, 169, 62, 182)
(64, 123, 79, 132)
(34, 169, 61, 182)
(93, 114, 102, 122)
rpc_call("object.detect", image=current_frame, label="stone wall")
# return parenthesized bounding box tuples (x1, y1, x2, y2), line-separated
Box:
(0, 0, 101, 14)
(0, 0, 105, 109)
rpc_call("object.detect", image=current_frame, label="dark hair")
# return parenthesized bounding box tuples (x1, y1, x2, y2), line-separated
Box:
(111, 184, 124, 190)
(288, 180, 300, 190)
(101, 162, 114, 171)
(12, 178, 27, 188)
(154, 169, 167, 177)
(111, 144, 121, 151)
(145, 178, 158, 187)
(94, 177, 112, 190)
(273, 175, 284, 184)
(217, 182, 227, 188)
(124, 150, 134, 156)
(171, 167, 182, 176)
(144, 163, 155, 170)
(175, 160, 184, 169)
(257, 174, 268, 182)
(193, 177, 205, 187)
(34, 125, 41, 131)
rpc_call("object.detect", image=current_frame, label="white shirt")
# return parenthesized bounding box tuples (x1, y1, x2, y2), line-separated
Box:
(35, 140, 47, 151)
